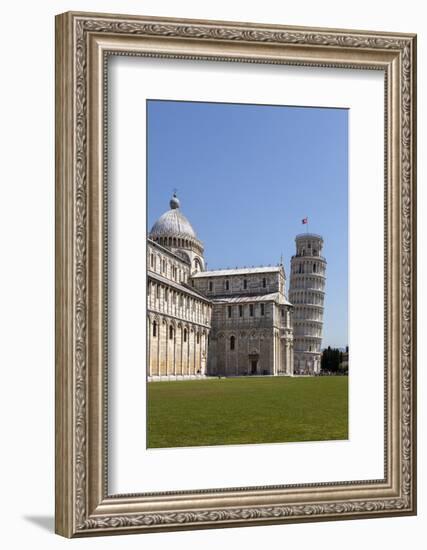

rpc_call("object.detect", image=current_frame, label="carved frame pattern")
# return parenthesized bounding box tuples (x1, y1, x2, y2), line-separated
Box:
(55, 11, 416, 537)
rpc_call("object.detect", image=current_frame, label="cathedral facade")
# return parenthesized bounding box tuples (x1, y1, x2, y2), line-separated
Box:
(147, 194, 326, 379)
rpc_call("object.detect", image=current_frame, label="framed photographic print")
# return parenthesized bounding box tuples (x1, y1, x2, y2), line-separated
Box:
(55, 11, 417, 537)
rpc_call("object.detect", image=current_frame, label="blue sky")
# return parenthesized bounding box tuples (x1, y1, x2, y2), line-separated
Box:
(147, 100, 348, 349)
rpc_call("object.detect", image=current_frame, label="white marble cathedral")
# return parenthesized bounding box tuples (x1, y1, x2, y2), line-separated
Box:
(147, 193, 326, 379)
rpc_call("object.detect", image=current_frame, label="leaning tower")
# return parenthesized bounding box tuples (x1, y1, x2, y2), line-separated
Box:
(289, 234, 326, 375)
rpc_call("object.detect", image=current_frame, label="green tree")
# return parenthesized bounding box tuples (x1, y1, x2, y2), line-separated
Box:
(321, 346, 341, 373)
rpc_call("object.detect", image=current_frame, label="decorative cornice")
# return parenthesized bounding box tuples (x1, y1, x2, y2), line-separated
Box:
(82, 496, 409, 531)
(74, 17, 89, 529)
(80, 17, 411, 52)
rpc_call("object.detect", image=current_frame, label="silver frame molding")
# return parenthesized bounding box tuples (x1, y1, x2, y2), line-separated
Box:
(55, 11, 417, 537)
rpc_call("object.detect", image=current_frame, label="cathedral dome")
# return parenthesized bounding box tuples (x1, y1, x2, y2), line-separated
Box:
(149, 193, 197, 240)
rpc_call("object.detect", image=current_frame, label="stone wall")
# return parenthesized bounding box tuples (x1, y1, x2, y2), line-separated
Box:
(207, 302, 276, 376)
(194, 267, 294, 377)
(147, 240, 212, 379)
(147, 244, 297, 379)
(192, 269, 284, 297)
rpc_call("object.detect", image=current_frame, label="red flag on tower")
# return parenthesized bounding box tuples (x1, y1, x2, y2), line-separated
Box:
(302, 217, 308, 224)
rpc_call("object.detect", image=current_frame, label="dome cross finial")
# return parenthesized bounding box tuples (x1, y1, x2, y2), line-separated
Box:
(170, 189, 180, 209)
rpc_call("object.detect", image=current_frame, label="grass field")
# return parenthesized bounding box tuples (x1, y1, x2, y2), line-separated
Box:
(147, 376, 348, 448)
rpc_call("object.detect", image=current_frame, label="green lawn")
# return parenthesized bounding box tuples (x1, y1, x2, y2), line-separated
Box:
(147, 376, 348, 448)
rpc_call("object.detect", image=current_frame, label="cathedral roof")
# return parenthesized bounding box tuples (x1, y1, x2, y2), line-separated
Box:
(211, 292, 292, 306)
(149, 193, 197, 240)
(192, 266, 283, 278)
(148, 271, 212, 303)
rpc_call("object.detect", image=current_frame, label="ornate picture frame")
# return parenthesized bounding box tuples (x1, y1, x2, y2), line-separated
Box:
(55, 11, 417, 537)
